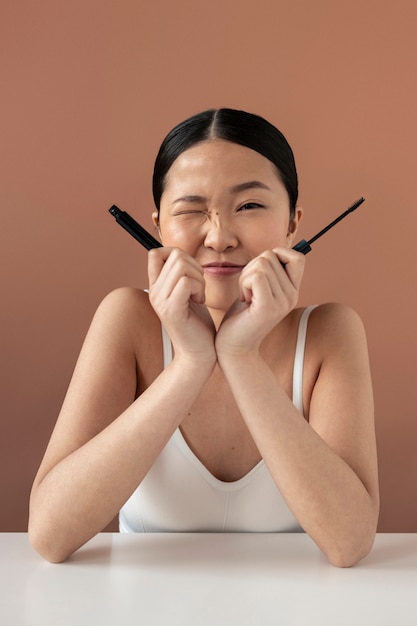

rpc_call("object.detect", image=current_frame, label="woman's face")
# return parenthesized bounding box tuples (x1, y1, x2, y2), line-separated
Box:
(153, 139, 302, 312)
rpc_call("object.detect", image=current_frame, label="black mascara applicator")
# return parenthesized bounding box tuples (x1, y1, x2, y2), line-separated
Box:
(292, 197, 365, 254)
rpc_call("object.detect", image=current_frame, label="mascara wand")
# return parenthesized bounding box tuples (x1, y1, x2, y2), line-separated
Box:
(293, 197, 365, 254)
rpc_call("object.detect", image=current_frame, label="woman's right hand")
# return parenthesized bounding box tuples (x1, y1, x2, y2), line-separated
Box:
(148, 247, 216, 365)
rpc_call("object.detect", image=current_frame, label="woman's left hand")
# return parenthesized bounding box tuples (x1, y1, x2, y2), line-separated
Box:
(216, 248, 305, 356)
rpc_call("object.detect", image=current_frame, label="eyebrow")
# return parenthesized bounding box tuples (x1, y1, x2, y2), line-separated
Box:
(172, 195, 206, 205)
(231, 180, 272, 194)
(172, 181, 272, 205)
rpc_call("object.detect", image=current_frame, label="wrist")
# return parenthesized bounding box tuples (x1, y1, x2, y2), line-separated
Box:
(172, 349, 217, 378)
(216, 347, 263, 371)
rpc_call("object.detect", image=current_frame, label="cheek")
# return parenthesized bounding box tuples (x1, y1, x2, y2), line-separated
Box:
(159, 220, 200, 253)
(248, 220, 289, 251)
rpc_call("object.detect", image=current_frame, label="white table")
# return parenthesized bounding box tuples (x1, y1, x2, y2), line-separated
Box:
(1, 533, 416, 625)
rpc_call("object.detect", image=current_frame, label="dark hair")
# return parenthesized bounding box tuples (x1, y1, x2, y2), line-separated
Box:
(152, 108, 298, 218)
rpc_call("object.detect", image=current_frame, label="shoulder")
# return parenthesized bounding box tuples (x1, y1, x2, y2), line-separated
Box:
(79, 287, 162, 389)
(95, 286, 152, 317)
(308, 302, 366, 337)
(92, 287, 156, 330)
(308, 302, 366, 335)
(87, 287, 160, 352)
(305, 302, 369, 365)
(301, 304, 372, 423)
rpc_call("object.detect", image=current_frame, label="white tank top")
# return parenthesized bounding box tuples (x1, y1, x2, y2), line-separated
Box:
(119, 306, 317, 533)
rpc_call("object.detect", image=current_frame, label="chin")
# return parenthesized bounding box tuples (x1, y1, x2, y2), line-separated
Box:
(207, 279, 238, 299)
(205, 295, 237, 317)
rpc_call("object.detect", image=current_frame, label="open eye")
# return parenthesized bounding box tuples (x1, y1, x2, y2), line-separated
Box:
(238, 202, 264, 211)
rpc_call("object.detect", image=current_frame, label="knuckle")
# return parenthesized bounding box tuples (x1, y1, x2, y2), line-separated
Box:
(250, 256, 270, 273)
(170, 247, 183, 260)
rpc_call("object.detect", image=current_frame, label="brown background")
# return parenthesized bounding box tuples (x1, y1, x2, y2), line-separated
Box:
(1, 0, 416, 532)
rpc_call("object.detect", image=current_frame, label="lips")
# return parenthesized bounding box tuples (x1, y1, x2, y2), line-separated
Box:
(202, 262, 245, 277)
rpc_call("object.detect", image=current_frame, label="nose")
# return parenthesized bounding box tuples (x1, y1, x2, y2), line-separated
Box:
(203, 213, 238, 252)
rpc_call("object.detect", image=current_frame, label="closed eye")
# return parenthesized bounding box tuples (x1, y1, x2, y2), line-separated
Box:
(173, 209, 207, 216)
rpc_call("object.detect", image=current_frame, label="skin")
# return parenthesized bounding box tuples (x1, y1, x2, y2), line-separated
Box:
(29, 139, 379, 566)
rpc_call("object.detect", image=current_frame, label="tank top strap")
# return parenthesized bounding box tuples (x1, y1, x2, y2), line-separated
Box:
(292, 305, 318, 416)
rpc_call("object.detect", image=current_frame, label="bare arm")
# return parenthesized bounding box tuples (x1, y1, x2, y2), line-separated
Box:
(29, 271, 215, 562)
(216, 250, 379, 567)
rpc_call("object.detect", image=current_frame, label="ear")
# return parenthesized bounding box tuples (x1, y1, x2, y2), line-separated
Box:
(152, 211, 162, 244)
(286, 206, 303, 246)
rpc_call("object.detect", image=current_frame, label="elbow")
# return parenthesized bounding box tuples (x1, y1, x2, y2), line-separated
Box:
(28, 515, 74, 563)
(28, 489, 81, 563)
(29, 526, 71, 563)
(325, 526, 377, 568)
(324, 496, 380, 568)
(327, 542, 372, 568)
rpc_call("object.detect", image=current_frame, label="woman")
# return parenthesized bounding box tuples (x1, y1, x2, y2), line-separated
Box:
(29, 108, 379, 566)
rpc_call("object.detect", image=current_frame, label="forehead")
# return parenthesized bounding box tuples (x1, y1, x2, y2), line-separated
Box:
(164, 139, 281, 190)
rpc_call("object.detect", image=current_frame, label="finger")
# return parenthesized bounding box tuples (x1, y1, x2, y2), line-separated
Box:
(271, 247, 305, 290)
(239, 249, 303, 308)
(148, 248, 204, 294)
(170, 275, 207, 307)
(239, 269, 276, 306)
(240, 253, 284, 301)
(147, 247, 174, 287)
(148, 248, 206, 308)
